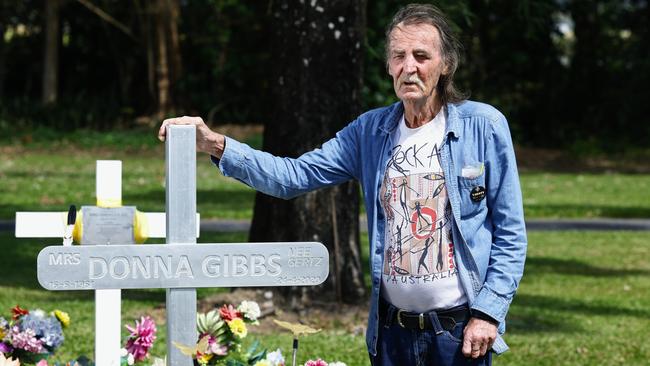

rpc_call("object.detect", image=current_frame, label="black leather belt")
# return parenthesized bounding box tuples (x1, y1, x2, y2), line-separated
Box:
(380, 299, 470, 332)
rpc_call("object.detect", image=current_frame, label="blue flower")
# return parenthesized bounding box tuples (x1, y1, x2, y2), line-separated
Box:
(20, 313, 65, 350)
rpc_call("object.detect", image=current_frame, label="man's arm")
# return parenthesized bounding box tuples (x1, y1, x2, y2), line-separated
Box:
(158, 116, 361, 199)
(463, 113, 527, 358)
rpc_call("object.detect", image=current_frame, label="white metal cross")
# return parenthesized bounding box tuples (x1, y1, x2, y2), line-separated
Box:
(33, 126, 328, 366)
(16, 159, 199, 366)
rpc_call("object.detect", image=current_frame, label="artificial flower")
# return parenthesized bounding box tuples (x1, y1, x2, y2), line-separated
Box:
(237, 301, 261, 321)
(0, 353, 20, 366)
(265, 348, 285, 366)
(304, 359, 328, 366)
(124, 316, 157, 361)
(20, 313, 64, 349)
(0, 342, 13, 353)
(197, 352, 213, 364)
(206, 335, 228, 356)
(53, 310, 70, 328)
(11, 305, 28, 320)
(227, 318, 247, 338)
(219, 304, 241, 322)
(9, 326, 43, 353)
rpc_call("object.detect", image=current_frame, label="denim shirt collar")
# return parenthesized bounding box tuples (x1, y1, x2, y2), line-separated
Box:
(379, 101, 462, 138)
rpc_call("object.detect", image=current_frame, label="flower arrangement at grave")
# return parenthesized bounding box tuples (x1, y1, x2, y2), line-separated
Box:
(120, 316, 157, 366)
(174, 300, 265, 365)
(0, 305, 69, 364)
(302, 361, 346, 366)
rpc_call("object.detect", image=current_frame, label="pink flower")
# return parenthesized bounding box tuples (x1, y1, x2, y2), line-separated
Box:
(37, 360, 50, 366)
(10, 326, 43, 353)
(305, 359, 328, 366)
(125, 316, 157, 361)
(206, 334, 228, 356)
(218, 305, 241, 322)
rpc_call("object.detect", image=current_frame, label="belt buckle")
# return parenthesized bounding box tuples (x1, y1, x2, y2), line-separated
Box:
(418, 313, 425, 330)
(396, 309, 405, 328)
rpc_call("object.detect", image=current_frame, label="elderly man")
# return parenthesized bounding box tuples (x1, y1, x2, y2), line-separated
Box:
(159, 4, 526, 366)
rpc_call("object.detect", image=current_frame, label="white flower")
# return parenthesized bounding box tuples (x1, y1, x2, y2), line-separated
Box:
(329, 362, 347, 366)
(266, 348, 285, 366)
(120, 348, 129, 357)
(238, 301, 261, 321)
(32, 309, 46, 318)
(127, 353, 135, 365)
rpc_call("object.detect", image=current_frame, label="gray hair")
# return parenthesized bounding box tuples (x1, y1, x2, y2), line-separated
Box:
(385, 3, 467, 104)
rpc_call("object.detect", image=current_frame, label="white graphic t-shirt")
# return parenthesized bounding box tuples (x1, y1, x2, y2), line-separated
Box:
(379, 110, 467, 312)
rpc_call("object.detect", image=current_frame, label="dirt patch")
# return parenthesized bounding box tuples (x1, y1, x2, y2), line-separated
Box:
(197, 289, 369, 336)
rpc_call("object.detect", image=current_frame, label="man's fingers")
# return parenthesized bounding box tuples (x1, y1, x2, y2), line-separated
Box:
(471, 343, 482, 358)
(158, 116, 204, 142)
(462, 337, 473, 357)
(479, 342, 488, 357)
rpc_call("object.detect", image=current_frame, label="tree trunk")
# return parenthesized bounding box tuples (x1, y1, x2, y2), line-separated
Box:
(249, 0, 367, 308)
(42, 0, 60, 104)
(154, 0, 170, 119)
(167, 0, 182, 86)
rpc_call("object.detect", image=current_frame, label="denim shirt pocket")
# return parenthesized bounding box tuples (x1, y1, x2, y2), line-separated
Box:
(457, 173, 487, 219)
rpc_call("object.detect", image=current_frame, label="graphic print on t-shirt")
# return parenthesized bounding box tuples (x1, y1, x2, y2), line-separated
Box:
(379, 113, 466, 312)
(381, 144, 455, 277)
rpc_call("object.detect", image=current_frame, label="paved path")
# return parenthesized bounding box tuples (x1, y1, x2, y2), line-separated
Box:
(3, 218, 650, 233)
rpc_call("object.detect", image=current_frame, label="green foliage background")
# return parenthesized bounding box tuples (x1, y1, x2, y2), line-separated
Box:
(1, 1, 649, 151)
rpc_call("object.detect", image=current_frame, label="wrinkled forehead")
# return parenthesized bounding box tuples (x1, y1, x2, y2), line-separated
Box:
(388, 22, 442, 52)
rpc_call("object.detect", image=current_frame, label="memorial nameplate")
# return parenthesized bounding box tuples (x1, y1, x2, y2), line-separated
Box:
(37, 242, 329, 290)
(82, 206, 135, 245)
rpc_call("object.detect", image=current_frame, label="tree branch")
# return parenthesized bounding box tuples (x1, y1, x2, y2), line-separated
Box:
(75, 0, 135, 40)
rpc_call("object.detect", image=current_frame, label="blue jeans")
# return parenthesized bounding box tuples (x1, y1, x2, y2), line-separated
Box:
(370, 309, 492, 366)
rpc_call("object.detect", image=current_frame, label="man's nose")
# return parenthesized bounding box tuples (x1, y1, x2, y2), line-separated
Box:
(403, 54, 417, 74)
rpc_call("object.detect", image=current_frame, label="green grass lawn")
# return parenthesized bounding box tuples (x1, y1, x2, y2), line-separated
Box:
(1, 231, 649, 365)
(2, 148, 650, 220)
(2, 136, 650, 365)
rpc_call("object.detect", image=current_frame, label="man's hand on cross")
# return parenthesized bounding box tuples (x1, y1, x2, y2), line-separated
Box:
(158, 116, 226, 158)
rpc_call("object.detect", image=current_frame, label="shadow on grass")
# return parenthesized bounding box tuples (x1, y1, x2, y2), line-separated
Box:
(524, 204, 650, 218)
(123, 188, 255, 215)
(525, 257, 650, 277)
(506, 311, 582, 334)
(512, 293, 650, 319)
(507, 291, 650, 335)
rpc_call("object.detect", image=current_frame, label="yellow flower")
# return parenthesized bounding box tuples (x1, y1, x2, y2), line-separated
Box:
(197, 353, 213, 364)
(54, 310, 71, 328)
(0, 328, 5, 339)
(253, 360, 270, 366)
(227, 318, 248, 338)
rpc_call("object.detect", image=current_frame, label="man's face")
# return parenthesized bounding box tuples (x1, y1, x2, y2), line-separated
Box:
(387, 23, 447, 104)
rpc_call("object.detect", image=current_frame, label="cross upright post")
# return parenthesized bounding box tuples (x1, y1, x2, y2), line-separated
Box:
(165, 125, 197, 366)
(94, 160, 122, 366)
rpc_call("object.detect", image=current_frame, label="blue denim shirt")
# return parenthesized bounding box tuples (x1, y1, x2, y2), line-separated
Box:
(215, 100, 527, 355)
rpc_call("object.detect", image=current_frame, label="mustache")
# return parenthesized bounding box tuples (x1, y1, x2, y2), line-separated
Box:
(398, 73, 426, 90)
